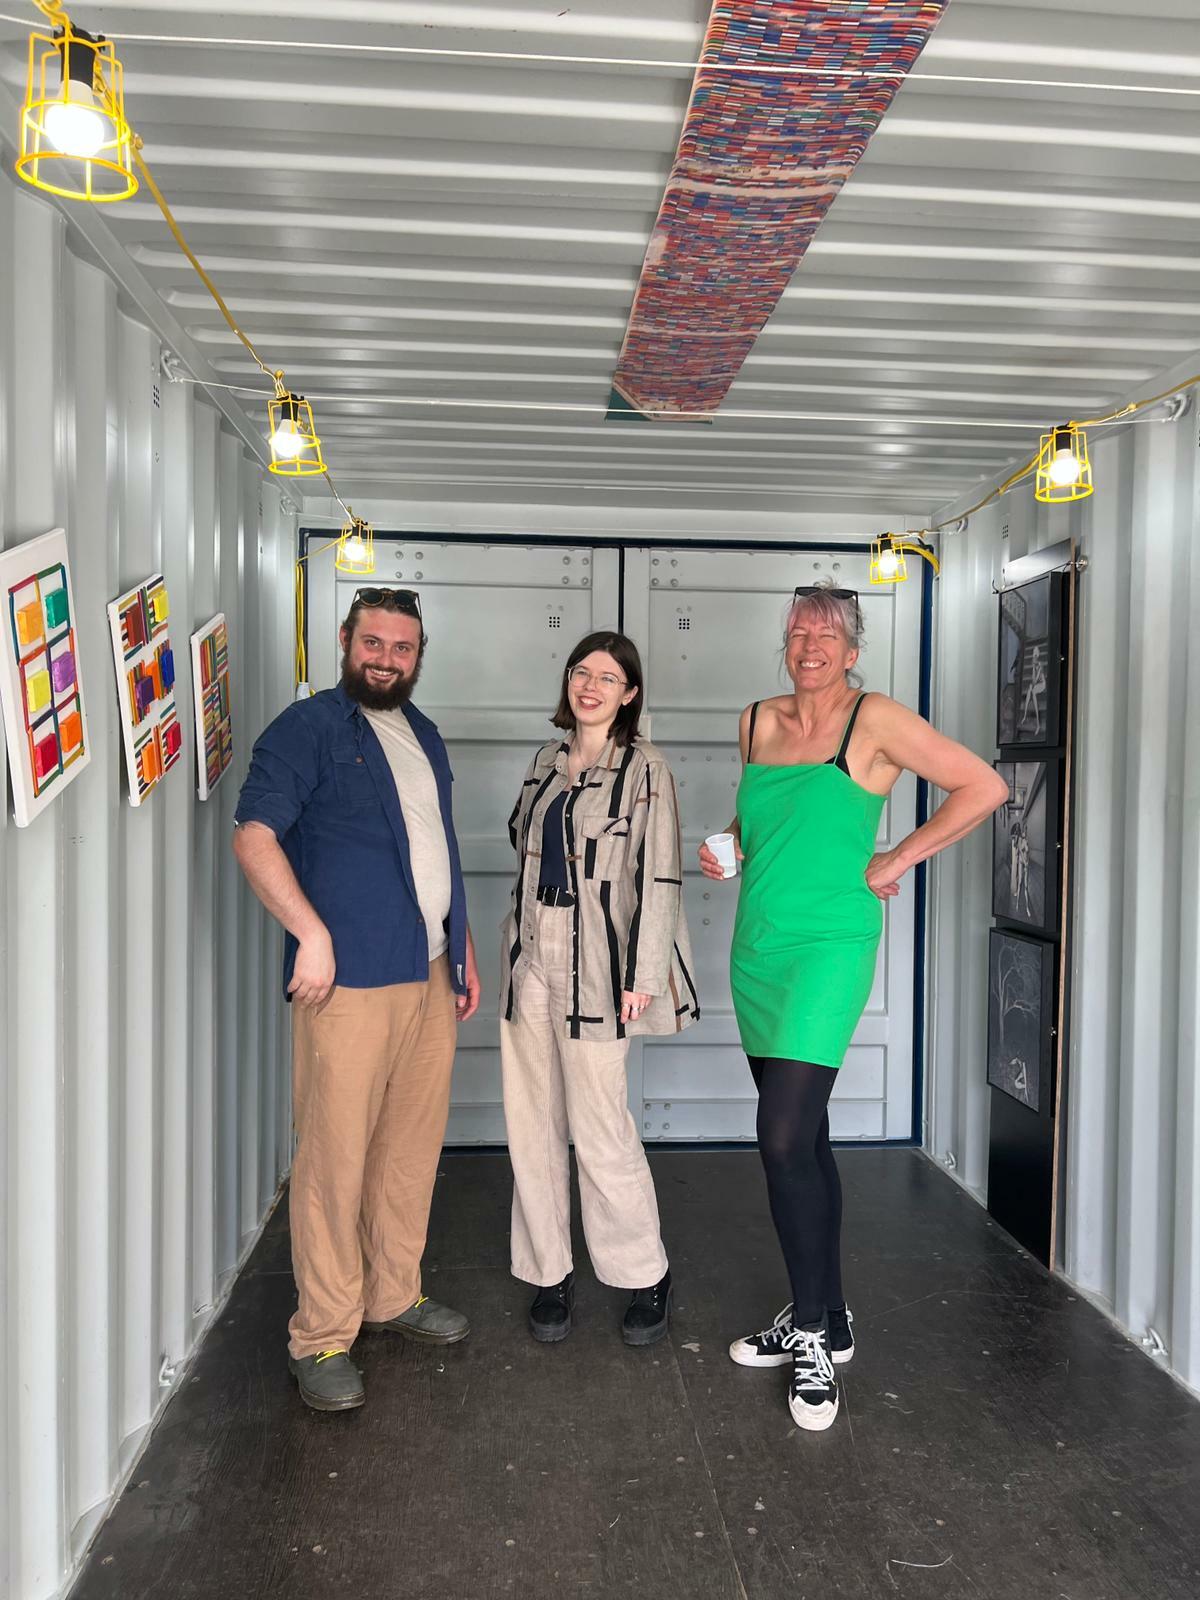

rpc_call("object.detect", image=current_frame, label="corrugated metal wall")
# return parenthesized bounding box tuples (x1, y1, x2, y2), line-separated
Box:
(926, 409, 1200, 1396)
(0, 178, 295, 1600)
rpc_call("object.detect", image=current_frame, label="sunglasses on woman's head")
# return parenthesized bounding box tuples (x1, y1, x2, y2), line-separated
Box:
(792, 585, 862, 629)
(354, 586, 422, 618)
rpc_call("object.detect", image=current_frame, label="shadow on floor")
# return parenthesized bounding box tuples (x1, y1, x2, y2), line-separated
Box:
(70, 1150, 1200, 1599)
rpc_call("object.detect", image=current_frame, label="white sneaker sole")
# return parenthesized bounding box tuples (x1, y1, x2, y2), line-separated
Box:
(728, 1339, 791, 1368)
(788, 1389, 839, 1431)
(729, 1339, 854, 1368)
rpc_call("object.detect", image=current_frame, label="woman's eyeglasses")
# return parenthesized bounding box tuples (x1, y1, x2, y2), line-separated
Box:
(354, 586, 422, 618)
(568, 666, 627, 693)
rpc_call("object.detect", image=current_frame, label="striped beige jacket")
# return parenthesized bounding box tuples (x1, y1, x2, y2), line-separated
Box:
(500, 736, 700, 1042)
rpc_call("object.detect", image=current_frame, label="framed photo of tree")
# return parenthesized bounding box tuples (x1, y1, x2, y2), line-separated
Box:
(997, 572, 1065, 749)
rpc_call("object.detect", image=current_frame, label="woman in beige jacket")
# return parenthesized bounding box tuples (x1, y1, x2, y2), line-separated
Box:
(500, 630, 699, 1347)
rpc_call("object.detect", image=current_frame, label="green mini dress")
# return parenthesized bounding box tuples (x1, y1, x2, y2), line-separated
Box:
(730, 696, 885, 1069)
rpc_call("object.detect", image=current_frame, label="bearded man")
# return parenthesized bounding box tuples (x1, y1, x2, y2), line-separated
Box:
(234, 587, 481, 1412)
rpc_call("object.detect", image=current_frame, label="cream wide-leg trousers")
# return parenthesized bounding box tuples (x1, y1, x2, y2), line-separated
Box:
(500, 902, 669, 1290)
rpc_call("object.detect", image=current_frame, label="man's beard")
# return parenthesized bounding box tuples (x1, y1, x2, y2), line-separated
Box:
(340, 653, 421, 711)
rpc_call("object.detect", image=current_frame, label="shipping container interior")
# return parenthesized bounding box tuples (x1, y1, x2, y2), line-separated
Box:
(0, 1, 1199, 1597)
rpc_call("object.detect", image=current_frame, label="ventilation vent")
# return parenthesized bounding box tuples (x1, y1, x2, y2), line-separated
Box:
(677, 616, 691, 630)
(152, 383, 161, 410)
(548, 615, 561, 629)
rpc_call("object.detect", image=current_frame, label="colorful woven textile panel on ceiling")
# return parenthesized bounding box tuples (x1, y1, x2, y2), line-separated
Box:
(607, 0, 949, 422)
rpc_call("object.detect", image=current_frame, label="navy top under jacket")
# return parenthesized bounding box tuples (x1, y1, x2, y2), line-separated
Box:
(234, 684, 468, 999)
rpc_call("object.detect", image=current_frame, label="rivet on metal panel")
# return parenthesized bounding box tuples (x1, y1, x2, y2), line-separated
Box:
(414, 571, 423, 579)
(582, 578, 589, 587)
(562, 556, 571, 565)
(664, 1103, 671, 1110)
(562, 577, 570, 585)
(670, 579, 678, 588)
(582, 557, 590, 566)
(415, 551, 424, 559)
(651, 579, 659, 587)
(703, 918, 710, 926)
(663, 1124, 670, 1131)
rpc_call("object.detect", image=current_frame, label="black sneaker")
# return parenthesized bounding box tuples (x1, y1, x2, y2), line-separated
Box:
(827, 1304, 855, 1366)
(622, 1269, 671, 1346)
(784, 1326, 839, 1432)
(728, 1301, 794, 1368)
(529, 1273, 575, 1343)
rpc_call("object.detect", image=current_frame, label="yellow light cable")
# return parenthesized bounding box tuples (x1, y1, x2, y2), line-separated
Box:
(127, 139, 276, 383)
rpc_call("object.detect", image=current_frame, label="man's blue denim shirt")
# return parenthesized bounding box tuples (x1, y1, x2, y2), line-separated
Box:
(234, 684, 468, 999)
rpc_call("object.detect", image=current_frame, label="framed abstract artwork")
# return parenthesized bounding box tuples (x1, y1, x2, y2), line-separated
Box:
(992, 758, 1062, 937)
(987, 929, 1055, 1113)
(997, 572, 1064, 749)
(190, 614, 233, 800)
(0, 528, 91, 826)
(107, 574, 184, 805)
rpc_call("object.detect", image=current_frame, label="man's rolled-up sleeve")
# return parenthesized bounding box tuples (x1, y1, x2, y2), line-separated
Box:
(234, 705, 321, 840)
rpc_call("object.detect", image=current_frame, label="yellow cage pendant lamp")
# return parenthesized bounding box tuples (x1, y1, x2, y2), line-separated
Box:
(17, 13, 137, 202)
(1035, 422, 1093, 505)
(869, 532, 940, 586)
(268, 378, 325, 477)
(335, 516, 375, 576)
(869, 534, 908, 586)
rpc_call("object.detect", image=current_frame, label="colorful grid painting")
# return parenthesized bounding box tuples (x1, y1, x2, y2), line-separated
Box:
(189, 613, 233, 800)
(607, 0, 948, 421)
(0, 527, 91, 825)
(107, 574, 183, 805)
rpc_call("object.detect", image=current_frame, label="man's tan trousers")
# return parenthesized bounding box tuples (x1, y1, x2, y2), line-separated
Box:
(288, 957, 456, 1358)
(500, 904, 669, 1290)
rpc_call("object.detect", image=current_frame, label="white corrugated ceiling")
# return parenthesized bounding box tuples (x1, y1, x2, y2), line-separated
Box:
(2, 0, 1199, 516)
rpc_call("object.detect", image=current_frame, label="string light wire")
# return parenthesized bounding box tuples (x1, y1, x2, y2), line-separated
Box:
(2, 14, 1199, 98)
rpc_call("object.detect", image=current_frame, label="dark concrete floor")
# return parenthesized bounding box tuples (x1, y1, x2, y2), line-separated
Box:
(71, 1150, 1200, 1600)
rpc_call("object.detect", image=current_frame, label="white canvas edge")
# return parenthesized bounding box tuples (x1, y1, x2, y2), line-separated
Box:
(0, 527, 92, 827)
(189, 611, 230, 802)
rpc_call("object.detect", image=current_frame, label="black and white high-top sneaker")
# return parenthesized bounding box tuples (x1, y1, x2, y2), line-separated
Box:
(729, 1303, 855, 1369)
(827, 1304, 855, 1366)
(784, 1325, 839, 1431)
(728, 1302, 794, 1368)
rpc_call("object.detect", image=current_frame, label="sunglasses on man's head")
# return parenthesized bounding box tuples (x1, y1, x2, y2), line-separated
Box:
(354, 586, 422, 618)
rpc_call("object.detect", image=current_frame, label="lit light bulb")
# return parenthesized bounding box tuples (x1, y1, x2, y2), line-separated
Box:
(341, 535, 367, 563)
(270, 418, 306, 459)
(1047, 448, 1081, 488)
(876, 547, 900, 579)
(44, 78, 105, 159)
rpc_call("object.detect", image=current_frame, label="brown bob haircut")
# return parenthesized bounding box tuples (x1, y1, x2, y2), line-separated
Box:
(552, 630, 644, 747)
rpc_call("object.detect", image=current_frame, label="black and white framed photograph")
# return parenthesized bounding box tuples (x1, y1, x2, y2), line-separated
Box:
(997, 572, 1064, 749)
(992, 758, 1061, 936)
(987, 930, 1055, 1113)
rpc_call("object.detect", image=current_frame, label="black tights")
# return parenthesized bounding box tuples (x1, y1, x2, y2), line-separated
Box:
(749, 1057, 844, 1330)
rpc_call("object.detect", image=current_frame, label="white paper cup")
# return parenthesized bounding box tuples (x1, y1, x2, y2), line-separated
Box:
(706, 832, 738, 878)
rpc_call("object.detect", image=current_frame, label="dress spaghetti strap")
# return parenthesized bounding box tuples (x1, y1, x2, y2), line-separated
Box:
(747, 701, 761, 762)
(830, 693, 868, 778)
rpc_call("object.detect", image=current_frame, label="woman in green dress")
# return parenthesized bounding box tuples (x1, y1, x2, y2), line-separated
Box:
(700, 583, 1005, 1432)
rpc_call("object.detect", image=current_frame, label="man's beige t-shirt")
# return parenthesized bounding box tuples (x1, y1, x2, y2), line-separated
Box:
(363, 707, 451, 962)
